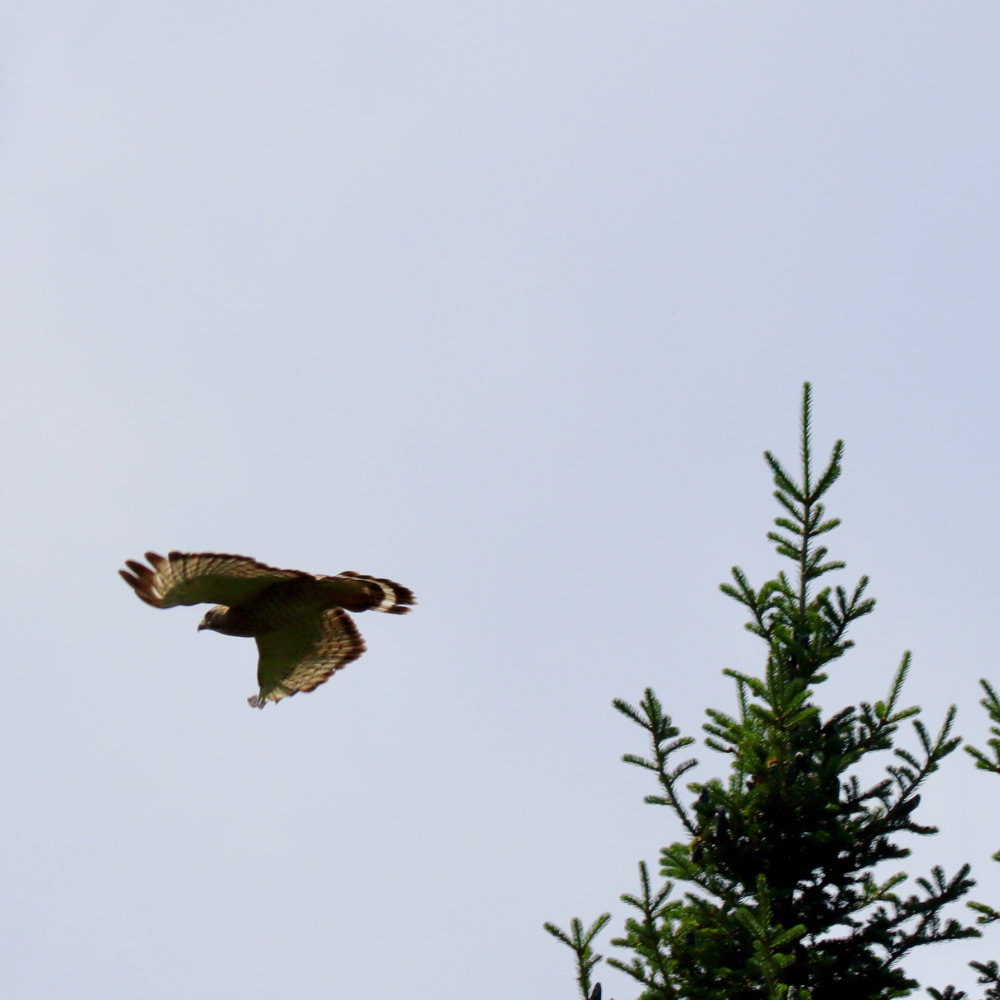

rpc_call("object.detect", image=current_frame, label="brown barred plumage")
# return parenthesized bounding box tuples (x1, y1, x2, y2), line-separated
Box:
(120, 551, 414, 708)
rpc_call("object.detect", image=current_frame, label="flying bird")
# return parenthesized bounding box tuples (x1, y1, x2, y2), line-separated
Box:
(120, 551, 414, 708)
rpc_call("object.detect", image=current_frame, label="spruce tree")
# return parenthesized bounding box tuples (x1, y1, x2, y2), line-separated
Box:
(547, 384, 980, 999)
(959, 683, 1000, 1000)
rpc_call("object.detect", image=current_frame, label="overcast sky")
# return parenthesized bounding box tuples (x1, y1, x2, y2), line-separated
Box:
(3, 4, 999, 998)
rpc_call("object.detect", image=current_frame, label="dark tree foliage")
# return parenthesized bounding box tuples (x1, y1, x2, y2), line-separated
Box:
(548, 384, 989, 1000)
(951, 682, 1000, 1000)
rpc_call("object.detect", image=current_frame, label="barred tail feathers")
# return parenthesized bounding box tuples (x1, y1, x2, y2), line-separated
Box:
(334, 572, 415, 614)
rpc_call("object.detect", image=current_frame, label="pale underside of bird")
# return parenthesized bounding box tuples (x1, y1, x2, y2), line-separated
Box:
(120, 551, 414, 708)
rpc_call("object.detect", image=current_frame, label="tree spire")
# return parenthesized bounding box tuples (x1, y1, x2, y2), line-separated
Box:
(548, 384, 978, 999)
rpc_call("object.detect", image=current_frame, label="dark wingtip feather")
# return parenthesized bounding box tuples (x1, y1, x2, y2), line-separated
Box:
(121, 556, 165, 607)
(125, 559, 154, 581)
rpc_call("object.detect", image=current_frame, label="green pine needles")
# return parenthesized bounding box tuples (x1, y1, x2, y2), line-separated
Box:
(547, 383, 995, 1000)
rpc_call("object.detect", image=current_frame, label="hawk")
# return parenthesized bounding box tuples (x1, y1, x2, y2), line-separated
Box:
(120, 551, 414, 708)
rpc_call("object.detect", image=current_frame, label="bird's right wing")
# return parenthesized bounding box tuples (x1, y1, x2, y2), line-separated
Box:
(119, 551, 306, 609)
(249, 608, 366, 708)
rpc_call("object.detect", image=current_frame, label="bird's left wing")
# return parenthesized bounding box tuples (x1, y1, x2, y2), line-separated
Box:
(249, 608, 366, 709)
(120, 551, 306, 609)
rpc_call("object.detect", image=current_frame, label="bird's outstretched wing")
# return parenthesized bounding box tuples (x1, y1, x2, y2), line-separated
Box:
(249, 608, 366, 708)
(119, 551, 307, 609)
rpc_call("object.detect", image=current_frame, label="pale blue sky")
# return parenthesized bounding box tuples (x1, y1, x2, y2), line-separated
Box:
(3, 4, 999, 998)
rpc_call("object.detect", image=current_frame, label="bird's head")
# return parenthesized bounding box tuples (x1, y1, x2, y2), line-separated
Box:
(198, 606, 229, 632)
